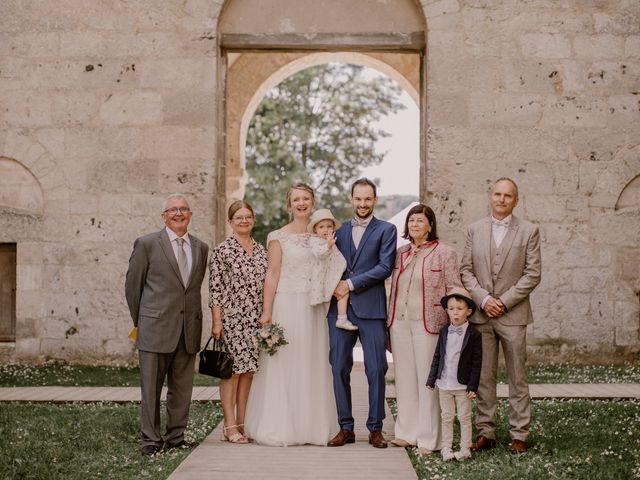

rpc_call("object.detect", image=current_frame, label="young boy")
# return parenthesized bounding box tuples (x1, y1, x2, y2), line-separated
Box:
(308, 209, 357, 331)
(426, 287, 482, 461)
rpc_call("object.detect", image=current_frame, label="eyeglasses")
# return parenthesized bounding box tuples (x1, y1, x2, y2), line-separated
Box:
(163, 207, 191, 215)
(232, 215, 254, 222)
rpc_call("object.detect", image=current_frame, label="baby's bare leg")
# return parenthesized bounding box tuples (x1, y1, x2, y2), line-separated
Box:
(337, 293, 349, 316)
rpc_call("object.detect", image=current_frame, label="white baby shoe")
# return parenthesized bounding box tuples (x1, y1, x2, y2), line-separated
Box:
(454, 448, 471, 460)
(441, 447, 455, 461)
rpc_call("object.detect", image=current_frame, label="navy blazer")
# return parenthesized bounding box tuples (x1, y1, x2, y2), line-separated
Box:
(426, 322, 483, 393)
(328, 216, 397, 320)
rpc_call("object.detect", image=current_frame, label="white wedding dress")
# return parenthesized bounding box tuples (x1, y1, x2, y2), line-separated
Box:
(244, 231, 339, 446)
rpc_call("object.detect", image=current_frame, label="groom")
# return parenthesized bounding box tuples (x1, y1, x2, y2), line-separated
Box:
(327, 178, 397, 448)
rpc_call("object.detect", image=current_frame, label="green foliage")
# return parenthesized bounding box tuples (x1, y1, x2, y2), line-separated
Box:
(0, 401, 221, 480)
(245, 63, 405, 243)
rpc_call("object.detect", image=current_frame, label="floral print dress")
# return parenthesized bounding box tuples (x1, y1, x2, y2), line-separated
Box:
(209, 236, 267, 374)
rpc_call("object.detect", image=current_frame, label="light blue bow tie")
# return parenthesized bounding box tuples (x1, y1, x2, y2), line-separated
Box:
(448, 325, 464, 336)
(492, 219, 509, 227)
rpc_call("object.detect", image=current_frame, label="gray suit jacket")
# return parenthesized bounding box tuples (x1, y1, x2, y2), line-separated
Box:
(125, 229, 209, 354)
(460, 215, 541, 326)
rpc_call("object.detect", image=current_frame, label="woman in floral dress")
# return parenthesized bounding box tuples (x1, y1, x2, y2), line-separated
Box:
(209, 200, 267, 444)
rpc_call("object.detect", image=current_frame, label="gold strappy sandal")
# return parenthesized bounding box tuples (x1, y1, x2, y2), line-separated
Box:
(221, 424, 249, 444)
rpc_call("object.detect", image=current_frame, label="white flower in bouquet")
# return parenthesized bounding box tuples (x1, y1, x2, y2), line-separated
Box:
(254, 322, 289, 356)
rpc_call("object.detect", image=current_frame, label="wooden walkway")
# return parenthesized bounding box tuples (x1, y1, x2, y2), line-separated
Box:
(2, 383, 640, 402)
(168, 369, 416, 480)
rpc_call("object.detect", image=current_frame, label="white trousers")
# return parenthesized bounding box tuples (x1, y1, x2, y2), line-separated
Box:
(391, 319, 440, 450)
(439, 389, 473, 451)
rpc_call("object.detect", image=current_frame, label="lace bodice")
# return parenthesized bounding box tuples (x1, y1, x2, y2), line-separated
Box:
(267, 230, 314, 294)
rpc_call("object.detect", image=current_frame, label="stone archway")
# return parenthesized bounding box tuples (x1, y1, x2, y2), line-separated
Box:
(214, 0, 426, 241)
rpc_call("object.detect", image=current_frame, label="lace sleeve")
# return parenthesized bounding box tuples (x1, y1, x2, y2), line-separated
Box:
(310, 235, 331, 259)
(266, 229, 284, 246)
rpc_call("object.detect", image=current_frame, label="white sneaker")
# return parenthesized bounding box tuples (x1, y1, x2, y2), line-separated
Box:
(336, 318, 358, 331)
(454, 448, 471, 460)
(441, 447, 455, 461)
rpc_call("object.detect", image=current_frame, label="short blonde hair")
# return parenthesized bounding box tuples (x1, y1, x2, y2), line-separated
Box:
(286, 183, 315, 208)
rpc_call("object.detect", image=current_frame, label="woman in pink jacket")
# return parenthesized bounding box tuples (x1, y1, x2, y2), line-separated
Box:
(387, 203, 462, 455)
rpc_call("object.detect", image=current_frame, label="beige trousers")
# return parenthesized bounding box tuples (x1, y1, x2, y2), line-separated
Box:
(438, 389, 472, 451)
(474, 321, 530, 442)
(391, 319, 440, 450)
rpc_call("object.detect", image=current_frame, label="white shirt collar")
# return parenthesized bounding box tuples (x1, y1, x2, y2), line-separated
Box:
(166, 227, 190, 245)
(491, 214, 512, 225)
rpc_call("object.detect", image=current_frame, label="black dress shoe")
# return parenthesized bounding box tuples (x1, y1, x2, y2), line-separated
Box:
(165, 440, 196, 450)
(142, 445, 160, 456)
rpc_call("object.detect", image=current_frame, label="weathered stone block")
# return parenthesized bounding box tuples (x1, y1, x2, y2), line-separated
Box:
(162, 90, 216, 126)
(52, 92, 100, 126)
(593, 12, 640, 35)
(143, 126, 215, 159)
(0, 32, 59, 57)
(0, 91, 52, 127)
(34, 128, 65, 161)
(139, 58, 216, 89)
(614, 301, 639, 346)
(98, 92, 164, 126)
(522, 194, 567, 222)
(520, 33, 571, 59)
(573, 34, 624, 59)
(625, 36, 640, 58)
(64, 127, 145, 161)
(424, 0, 460, 17)
(427, 94, 469, 126)
(469, 93, 543, 127)
(542, 95, 609, 127)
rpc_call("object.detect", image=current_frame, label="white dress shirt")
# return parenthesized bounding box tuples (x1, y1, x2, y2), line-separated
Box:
(491, 214, 512, 248)
(436, 322, 469, 391)
(166, 227, 193, 273)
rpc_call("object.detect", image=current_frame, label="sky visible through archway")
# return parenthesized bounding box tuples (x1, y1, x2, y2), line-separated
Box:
(360, 68, 419, 198)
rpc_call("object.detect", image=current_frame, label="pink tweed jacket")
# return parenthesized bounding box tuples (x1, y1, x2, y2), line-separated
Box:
(387, 241, 463, 334)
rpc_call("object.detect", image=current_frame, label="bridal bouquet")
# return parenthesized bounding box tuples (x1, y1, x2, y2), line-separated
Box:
(254, 322, 289, 356)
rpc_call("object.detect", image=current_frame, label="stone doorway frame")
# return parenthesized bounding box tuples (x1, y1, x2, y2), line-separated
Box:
(214, 31, 427, 243)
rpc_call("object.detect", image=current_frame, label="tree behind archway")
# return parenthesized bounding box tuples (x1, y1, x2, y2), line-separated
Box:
(244, 63, 405, 243)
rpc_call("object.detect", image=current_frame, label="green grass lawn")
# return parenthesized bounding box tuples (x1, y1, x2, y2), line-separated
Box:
(0, 362, 219, 387)
(389, 398, 640, 480)
(0, 401, 222, 480)
(1, 362, 638, 387)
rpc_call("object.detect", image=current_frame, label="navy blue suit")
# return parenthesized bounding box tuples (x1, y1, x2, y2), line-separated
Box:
(328, 216, 397, 431)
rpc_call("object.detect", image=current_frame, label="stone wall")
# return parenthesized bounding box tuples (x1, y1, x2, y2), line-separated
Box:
(0, 0, 637, 363)
(423, 0, 640, 362)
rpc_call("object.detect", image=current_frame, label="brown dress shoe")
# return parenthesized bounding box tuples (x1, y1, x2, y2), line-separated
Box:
(470, 435, 496, 452)
(327, 429, 356, 447)
(368, 430, 388, 448)
(510, 439, 527, 453)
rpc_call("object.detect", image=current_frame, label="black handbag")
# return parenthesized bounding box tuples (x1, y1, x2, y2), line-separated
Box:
(198, 337, 234, 379)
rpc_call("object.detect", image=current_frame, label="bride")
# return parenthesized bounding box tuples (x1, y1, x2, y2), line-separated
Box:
(244, 183, 339, 446)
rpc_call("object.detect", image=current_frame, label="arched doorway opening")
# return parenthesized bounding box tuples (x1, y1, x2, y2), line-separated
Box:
(237, 58, 420, 242)
(215, 0, 426, 241)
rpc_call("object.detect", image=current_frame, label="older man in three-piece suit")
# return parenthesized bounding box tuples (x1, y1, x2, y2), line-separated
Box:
(125, 194, 209, 456)
(460, 178, 541, 454)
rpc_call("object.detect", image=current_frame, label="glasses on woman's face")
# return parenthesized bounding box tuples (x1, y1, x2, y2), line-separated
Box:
(163, 207, 191, 215)
(232, 215, 254, 222)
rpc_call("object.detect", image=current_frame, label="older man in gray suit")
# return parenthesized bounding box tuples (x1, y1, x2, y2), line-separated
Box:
(125, 193, 209, 456)
(460, 178, 541, 454)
